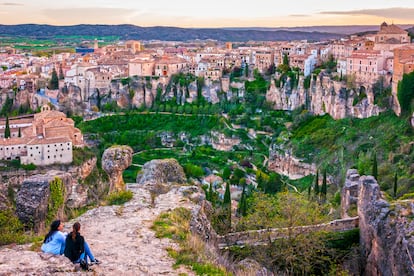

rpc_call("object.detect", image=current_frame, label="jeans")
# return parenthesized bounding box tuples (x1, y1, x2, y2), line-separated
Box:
(75, 242, 95, 263)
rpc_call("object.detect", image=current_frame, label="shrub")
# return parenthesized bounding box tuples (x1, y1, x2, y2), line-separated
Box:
(105, 190, 133, 205)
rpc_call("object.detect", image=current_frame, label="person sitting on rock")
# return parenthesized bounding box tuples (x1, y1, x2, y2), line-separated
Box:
(41, 220, 66, 255)
(64, 222, 100, 266)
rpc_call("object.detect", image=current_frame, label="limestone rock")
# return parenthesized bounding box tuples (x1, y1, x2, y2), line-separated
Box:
(15, 170, 72, 233)
(0, 248, 75, 275)
(347, 171, 414, 275)
(341, 169, 360, 218)
(268, 151, 316, 179)
(136, 158, 186, 185)
(266, 75, 383, 120)
(102, 145, 133, 192)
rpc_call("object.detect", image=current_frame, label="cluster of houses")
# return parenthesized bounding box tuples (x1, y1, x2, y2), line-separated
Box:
(0, 22, 413, 165)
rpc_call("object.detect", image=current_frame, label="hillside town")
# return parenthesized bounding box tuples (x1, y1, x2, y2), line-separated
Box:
(0, 22, 413, 166)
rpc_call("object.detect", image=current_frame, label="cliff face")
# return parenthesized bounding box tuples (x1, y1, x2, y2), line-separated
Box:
(267, 151, 316, 179)
(358, 176, 414, 276)
(266, 75, 383, 119)
(15, 170, 72, 233)
(341, 169, 414, 275)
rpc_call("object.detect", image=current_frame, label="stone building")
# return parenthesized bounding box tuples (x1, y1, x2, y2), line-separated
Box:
(0, 105, 83, 165)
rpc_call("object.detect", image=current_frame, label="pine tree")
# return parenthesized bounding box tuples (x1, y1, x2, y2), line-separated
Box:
(4, 116, 10, 138)
(372, 151, 378, 180)
(393, 172, 398, 199)
(314, 170, 319, 198)
(321, 169, 327, 203)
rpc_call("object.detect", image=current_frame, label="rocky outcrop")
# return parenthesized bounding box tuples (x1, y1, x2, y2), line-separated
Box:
(341, 169, 360, 218)
(268, 151, 316, 179)
(266, 75, 383, 120)
(136, 158, 186, 185)
(0, 247, 75, 275)
(102, 145, 133, 192)
(358, 176, 414, 276)
(341, 169, 414, 275)
(15, 170, 72, 233)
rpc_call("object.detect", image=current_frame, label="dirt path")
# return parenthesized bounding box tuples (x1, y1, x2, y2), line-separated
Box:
(66, 185, 196, 275)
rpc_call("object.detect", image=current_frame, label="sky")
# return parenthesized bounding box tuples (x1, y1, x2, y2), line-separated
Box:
(1, 0, 414, 28)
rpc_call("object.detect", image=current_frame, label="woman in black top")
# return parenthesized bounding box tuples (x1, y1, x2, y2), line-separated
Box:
(64, 222, 100, 265)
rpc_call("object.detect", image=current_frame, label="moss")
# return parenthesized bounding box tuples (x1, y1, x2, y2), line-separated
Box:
(47, 177, 65, 225)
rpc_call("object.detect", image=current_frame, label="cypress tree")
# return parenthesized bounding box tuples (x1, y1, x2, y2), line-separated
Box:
(321, 169, 327, 203)
(393, 172, 398, 199)
(207, 181, 213, 202)
(314, 170, 319, 198)
(372, 151, 378, 180)
(50, 68, 59, 90)
(223, 182, 231, 206)
(18, 127, 21, 137)
(238, 181, 247, 217)
(307, 183, 312, 200)
(4, 116, 10, 138)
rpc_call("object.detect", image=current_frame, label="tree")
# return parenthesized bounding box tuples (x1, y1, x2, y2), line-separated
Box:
(314, 170, 319, 199)
(397, 71, 414, 115)
(222, 167, 231, 180)
(4, 116, 10, 138)
(207, 181, 213, 202)
(223, 182, 231, 206)
(372, 151, 378, 180)
(18, 127, 21, 138)
(238, 179, 247, 217)
(49, 68, 59, 90)
(393, 172, 398, 199)
(321, 169, 327, 203)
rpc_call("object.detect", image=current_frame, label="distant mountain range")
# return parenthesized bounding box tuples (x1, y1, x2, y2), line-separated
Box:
(0, 24, 345, 42)
(226, 24, 414, 35)
(1, 24, 412, 43)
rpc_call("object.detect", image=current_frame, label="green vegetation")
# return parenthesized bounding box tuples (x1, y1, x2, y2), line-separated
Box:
(152, 208, 231, 275)
(46, 177, 65, 226)
(397, 71, 414, 115)
(105, 190, 133, 205)
(289, 111, 413, 197)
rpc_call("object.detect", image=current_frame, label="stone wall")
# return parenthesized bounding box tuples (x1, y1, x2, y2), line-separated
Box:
(217, 217, 358, 249)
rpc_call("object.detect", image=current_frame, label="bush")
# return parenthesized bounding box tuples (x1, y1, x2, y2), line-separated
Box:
(105, 190, 133, 205)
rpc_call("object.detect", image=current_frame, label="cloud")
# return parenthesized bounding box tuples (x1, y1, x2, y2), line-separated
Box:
(288, 14, 310, 18)
(1, 2, 23, 5)
(319, 7, 414, 20)
(42, 8, 137, 25)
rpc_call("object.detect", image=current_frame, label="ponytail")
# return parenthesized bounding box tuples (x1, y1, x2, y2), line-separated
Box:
(71, 222, 81, 241)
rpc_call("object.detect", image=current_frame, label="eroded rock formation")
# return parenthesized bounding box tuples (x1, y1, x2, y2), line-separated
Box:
(102, 145, 133, 192)
(266, 75, 383, 119)
(136, 158, 186, 185)
(341, 169, 414, 275)
(268, 151, 316, 179)
(15, 170, 72, 233)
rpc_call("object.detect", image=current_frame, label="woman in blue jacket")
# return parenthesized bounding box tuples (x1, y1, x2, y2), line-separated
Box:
(41, 220, 66, 255)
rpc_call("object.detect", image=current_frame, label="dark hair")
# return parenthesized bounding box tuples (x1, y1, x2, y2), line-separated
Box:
(71, 222, 81, 241)
(44, 219, 61, 243)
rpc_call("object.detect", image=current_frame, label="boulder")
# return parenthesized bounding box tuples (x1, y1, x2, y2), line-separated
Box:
(15, 171, 71, 233)
(102, 145, 133, 192)
(136, 158, 186, 186)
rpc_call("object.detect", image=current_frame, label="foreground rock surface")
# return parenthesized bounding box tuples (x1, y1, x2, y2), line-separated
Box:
(0, 184, 197, 275)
